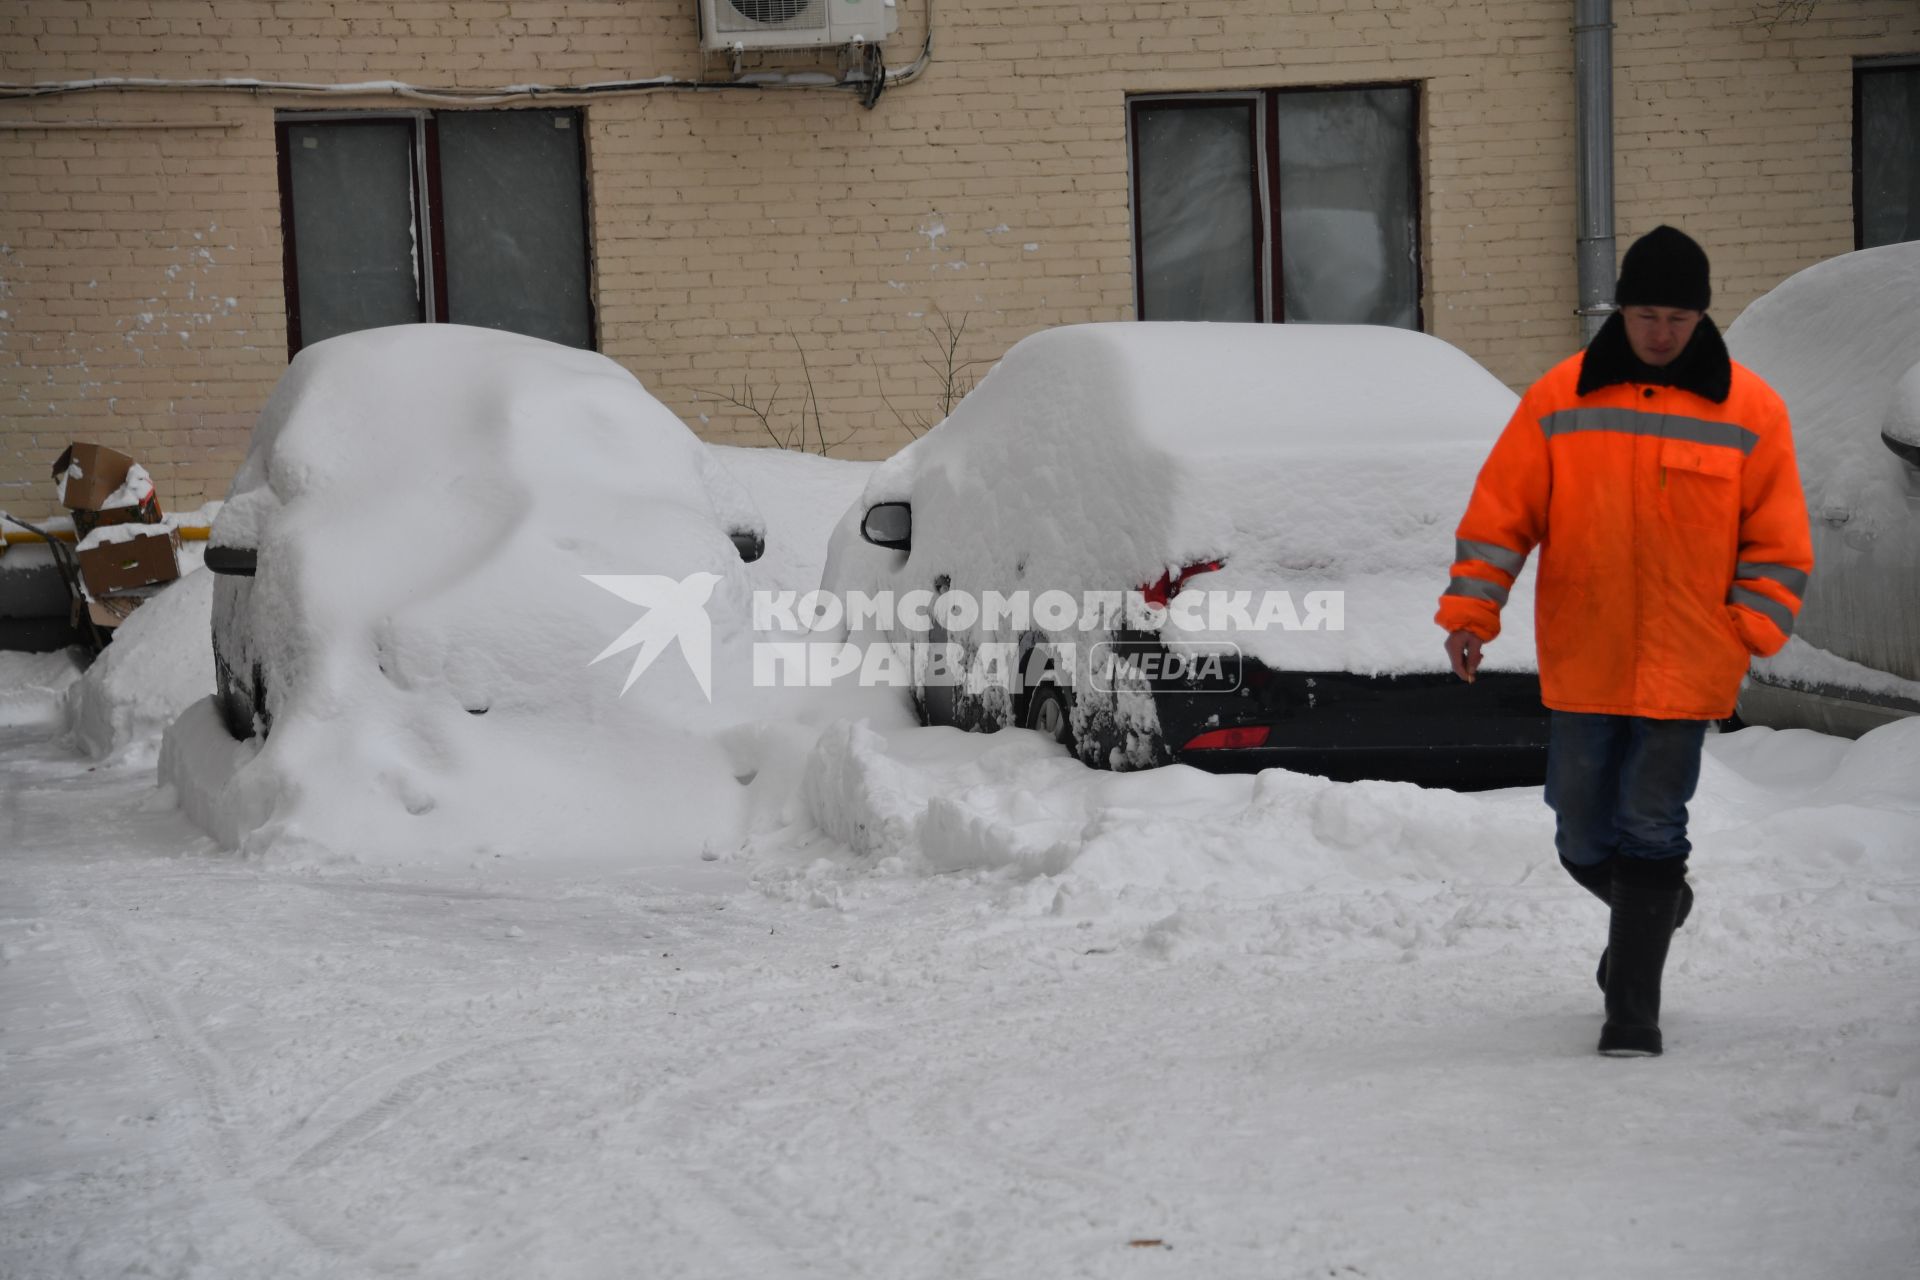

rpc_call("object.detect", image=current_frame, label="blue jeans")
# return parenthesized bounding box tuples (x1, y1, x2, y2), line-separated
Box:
(1545, 712, 1709, 869)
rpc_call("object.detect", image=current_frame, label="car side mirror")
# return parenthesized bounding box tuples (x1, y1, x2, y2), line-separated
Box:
(861, 502, 911, 551)
(1883, 431, 1920, 470)
(205, 545, 257, 576)
(729, 529, 765, 564)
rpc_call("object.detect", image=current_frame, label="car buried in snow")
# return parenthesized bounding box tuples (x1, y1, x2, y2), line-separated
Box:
(818, 322, 1551, 788)
(205, 324, 767, 741)
(1723, 243, 1920, 738)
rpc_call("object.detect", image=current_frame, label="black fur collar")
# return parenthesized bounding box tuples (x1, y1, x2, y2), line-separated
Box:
(1577, 311, 1732, 403)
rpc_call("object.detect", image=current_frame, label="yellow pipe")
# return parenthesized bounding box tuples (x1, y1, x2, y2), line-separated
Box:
(2, 524, 211, 546)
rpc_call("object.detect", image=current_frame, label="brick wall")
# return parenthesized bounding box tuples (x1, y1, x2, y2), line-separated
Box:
(2, 0, 1916, 519)
(0, 105, 285, 519)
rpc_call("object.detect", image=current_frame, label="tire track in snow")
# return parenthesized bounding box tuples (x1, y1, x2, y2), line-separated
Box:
(77, 917, 368, 1270)
(283, 1035, 545, 1176)
(589, 1016, 861, 1274)
(615, 946, 1144, 1276)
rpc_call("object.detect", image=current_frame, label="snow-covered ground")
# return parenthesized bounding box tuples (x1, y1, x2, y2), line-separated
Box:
(3, 650, 1916, 1277)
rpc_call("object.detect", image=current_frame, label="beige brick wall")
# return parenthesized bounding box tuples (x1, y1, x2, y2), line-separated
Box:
(2, 0, 1916, 520)
(0, 101, 286, 521)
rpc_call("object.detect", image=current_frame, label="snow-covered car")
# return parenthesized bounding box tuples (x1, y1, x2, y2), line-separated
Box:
(821, 322, 1550, 786)
(1724, 243, 1920, 737)
(207, 324, 767, 742)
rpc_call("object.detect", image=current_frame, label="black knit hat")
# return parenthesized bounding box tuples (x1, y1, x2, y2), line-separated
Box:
(1615, 225, 1711, 312)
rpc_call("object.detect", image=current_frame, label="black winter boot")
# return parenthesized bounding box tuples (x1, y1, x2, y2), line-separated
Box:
(1597, 859, 1687, 1057)
(1564, 857, 1693, 993)
(1560, 855, 1613, 905)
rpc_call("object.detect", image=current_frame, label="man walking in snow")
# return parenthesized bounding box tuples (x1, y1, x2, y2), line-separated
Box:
(1436, 226, 1814, 1057)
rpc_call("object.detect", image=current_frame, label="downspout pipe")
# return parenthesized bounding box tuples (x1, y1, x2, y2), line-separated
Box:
(1574, 0, 1616, 345)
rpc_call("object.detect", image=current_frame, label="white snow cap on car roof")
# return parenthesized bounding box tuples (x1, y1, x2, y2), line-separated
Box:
(840, 320, 1530, 678)
(953, 322, 1517, 453)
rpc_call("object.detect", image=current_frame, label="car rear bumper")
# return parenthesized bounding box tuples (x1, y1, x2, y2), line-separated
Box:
(1155, 665, 1550, 789)
(1176, 741, 1547, 789)
(1736, 672, 1919, 740)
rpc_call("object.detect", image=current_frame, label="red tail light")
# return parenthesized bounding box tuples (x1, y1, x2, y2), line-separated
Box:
(1182, 725, 1271, 750)
(1139, 558, 1225, 608)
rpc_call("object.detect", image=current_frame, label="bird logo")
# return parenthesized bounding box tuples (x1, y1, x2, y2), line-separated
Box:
(583, 572, 722, 700)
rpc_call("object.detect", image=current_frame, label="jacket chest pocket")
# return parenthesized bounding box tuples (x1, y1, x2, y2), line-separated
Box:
(1659, 438, 1743, 530)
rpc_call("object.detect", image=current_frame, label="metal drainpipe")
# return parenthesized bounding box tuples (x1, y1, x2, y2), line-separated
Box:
(1574, 0, 1616, 345)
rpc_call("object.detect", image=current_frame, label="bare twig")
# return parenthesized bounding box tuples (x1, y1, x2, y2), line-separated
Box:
(1751, 0, 1821, 29)
(698, 383, 788, 449)
(925, 310, 985, 419)
(787, 327, 856, 455)
(884, 309, 985, 436)
(878, 383, 928, 439)
(710, 312, 984, 458)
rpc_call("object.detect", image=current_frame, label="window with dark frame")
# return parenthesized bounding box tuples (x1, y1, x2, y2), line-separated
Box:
(1128, 85, 1422, 328)
(276, 109, 595, 357)
(1857, 61, 1920, 249)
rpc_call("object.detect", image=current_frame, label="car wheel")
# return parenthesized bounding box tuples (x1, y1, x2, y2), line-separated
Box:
(211, 576, 268, 741)
(213, 646, 259, 741)
(1023, 682, 1075, 750)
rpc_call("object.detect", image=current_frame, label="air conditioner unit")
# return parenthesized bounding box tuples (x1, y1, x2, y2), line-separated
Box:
(697, 0, 897, 53)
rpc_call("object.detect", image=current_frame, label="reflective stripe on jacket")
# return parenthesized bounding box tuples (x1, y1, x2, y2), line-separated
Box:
(1435, 351, 1814, 720)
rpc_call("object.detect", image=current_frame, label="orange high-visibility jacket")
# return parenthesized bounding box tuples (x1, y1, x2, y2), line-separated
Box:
(1436, 351, 1813, 720)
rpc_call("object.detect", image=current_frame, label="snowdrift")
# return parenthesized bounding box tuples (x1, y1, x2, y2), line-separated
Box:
(0, 649, 83, 731)
(165, 325, 774, 869)
(1726, 243, 1920, 698)
(710, 443, 874, 595)
(64, 567, 216, 759)
(793, 715, 1920, 903)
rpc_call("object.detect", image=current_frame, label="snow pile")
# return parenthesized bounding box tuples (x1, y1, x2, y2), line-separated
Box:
(791, 717, 1920, 908)
(796, 719, 1545, 898)
(823, 322, 1528, 676)
(1727, 242, 1920, 548)
(1727, 242, 1920, 685)
(0, 649, 84, 730)
(710, 444, 875, 593)
(162, 325, 773, 869)
(64, 568, 214, 759)
(99, 461, 156, 510)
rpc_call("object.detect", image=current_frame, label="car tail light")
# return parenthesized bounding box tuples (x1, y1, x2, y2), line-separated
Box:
(1139, 558, 1225, 608)
(1182, 725, 1272, 750)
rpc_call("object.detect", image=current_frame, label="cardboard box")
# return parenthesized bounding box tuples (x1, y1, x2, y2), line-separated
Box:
(51, 443, 137, 512)
(75, 592, 151, 631)
(72, 491, 164, 539)
(76, 528, 181, 597)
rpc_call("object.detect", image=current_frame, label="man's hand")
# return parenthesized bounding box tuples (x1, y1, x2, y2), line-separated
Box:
(1445, 629, 1484, 684)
